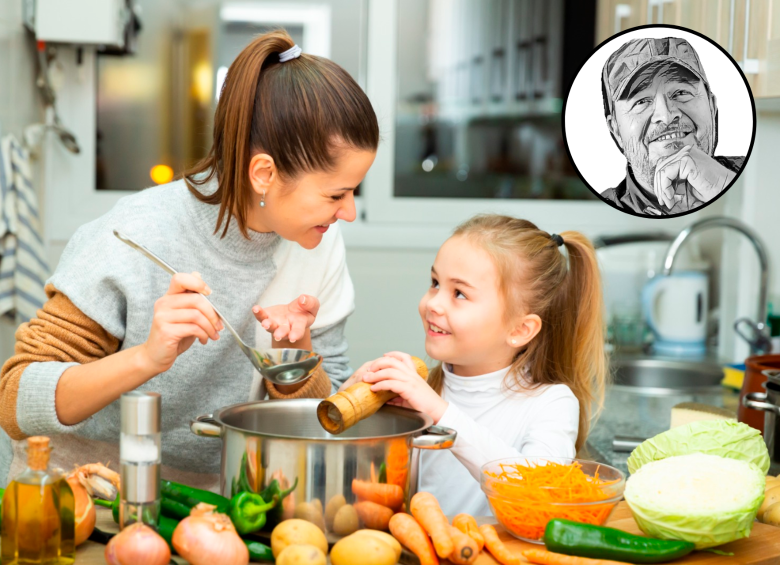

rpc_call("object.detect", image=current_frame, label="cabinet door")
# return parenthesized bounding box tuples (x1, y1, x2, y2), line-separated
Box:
(596, 0, 647, 44)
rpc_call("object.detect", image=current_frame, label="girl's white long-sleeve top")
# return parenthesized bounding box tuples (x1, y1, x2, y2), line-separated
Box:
(418, 364, 580, 517)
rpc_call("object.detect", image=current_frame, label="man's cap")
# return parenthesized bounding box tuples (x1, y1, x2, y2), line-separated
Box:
(602, 37, 709, 116)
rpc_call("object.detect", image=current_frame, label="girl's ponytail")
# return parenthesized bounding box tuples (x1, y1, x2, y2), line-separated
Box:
(556, 232, 608, 451)
(185, 29, 378, 238)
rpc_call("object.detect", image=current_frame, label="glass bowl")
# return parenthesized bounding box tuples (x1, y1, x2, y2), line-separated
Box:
(480, 456, 626, 544)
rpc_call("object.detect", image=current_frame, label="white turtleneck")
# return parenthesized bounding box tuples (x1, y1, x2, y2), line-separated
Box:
(418, 364, 579, 517)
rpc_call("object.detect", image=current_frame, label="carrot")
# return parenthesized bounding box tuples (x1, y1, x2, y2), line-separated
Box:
(410, 492, 453, 559)
(389, 512, 438, 565)
(352, 479, 404, 511)
(370, 461, 378, 484)
(448, 525, 478, 565)
(386, 438, 409, 488)
(522, 549, 633, 565)
(483, 460, 618, 541)
(479, 524, 524, 565)
(453, 513, 484, 552)
(354, 500, 394, 531)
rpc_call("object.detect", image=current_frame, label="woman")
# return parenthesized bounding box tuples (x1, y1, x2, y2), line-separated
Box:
(0, 30, 378, 488)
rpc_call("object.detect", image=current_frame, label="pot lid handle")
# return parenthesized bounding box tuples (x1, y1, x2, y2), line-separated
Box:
(190, 414, 223, 438)
(743, 392, 780, 415)
(411, 425, 456, 450)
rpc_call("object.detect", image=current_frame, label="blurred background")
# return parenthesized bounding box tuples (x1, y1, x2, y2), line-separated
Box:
(2, 0, 780, 390)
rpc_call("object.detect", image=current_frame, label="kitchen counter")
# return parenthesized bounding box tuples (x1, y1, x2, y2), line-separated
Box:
(585, 385, 743, 475)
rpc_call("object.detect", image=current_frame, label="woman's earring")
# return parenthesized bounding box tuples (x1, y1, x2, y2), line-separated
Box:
(260, 189, 266, 208)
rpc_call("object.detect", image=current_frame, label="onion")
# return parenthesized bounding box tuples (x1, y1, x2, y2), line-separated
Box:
(105, 523, 171, 565)
(173, 503, 249, 565)
(66, 473, 95, 545)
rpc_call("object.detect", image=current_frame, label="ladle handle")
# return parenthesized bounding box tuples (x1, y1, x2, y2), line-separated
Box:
(112, 229, 245, 348)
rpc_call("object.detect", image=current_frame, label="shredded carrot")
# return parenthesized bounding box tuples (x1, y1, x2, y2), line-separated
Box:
(483, 460, 618, 541)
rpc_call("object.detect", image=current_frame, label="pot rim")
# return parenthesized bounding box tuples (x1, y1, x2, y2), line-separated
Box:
(209, 398, 436, 441)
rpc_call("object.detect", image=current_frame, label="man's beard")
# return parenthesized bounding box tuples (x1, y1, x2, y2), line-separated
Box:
(622, 119, 713, 189)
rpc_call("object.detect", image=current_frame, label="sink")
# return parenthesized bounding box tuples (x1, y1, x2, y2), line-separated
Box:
(611, 357, 724, 395)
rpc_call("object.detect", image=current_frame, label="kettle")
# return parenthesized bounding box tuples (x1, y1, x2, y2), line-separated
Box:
(642, 271, 708, 357)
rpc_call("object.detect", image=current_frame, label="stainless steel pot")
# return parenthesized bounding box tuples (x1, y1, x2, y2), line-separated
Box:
(190, 399, 456, 527)
(743, 370, 780, 468)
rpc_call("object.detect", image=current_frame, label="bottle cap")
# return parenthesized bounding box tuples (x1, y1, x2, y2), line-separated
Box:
(121, 392, 161, 435)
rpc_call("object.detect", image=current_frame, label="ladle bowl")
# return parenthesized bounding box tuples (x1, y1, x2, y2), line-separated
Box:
(113, 230, 323, 387)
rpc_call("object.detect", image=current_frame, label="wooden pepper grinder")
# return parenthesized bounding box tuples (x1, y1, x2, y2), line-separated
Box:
(317, 356, 429, 434)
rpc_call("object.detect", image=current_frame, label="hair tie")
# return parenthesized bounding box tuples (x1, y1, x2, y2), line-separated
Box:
(279, 45, 302, 63)
(551, 233, 564, 247)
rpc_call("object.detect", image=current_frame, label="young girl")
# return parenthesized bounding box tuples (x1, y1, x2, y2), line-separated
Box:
(341, 214, 607, 516)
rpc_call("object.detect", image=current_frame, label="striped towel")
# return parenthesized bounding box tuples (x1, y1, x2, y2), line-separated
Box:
(0, 135, 48, 324)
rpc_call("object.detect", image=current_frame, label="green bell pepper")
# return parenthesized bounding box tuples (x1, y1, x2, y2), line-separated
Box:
(258, 476, 298, 530)
(232, 452, 255, 497)
(228, 491, 277, 535)
(544, 519, 696, 564)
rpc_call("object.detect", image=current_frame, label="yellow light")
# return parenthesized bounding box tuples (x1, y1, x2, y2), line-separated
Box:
(150, 165, 174, 185)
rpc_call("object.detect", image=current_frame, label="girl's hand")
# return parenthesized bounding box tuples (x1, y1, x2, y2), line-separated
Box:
(338, 360, 374, 392)
(362, 351, 448, 423)
(140, 272, 223, 375)
(253, 295, 320, 343)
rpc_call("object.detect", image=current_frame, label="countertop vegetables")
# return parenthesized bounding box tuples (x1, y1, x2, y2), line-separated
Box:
(483, 460, 616, 541)
(271, 518, 329, 558)
(453, 514, 484, 552)
(523, 548, 633, 565)
(172, 503, 249, 565)
(330, 531, 398, 565)
(229, 491, 277, 534)
(543, 519, 695, 563)
(388, 512, 438, 565)
(161, 480, 231, 515)
(624, 452, 765, 549)
(410, 492, 454, 559)
(276, 544, 327, 565)
(479, 524, 523, 565)
(759, 477, 780, 526)
(626, 420, 770, 475)
(104, 522, 171, 565)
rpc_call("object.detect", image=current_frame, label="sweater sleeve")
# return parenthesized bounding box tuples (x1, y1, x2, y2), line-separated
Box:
(437, 389, 579, 483)
(0, 284, 120, 440)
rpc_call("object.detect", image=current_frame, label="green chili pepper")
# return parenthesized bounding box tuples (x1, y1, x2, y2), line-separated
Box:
(96, 497, 274, 560)
(161, 497, 193, 520)
(161, 480, 230, 514)
(0, 487, 5, 527)
(544, 519, 696, 564)
(234, 452, 254, 496)
(229, 491, 277, 535)
(258, 476, 298, 530)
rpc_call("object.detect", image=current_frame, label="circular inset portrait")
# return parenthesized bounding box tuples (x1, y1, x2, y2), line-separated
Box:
(563, 25, 756, 218)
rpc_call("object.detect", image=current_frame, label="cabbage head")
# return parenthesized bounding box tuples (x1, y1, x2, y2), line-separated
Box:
(627, 420, 770, 475)
(624, 453, 765, 548)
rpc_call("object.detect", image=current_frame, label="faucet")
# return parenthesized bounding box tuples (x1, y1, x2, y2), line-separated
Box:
(662, 216, 771, 355)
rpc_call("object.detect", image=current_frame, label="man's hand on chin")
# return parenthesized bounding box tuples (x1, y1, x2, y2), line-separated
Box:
(653, 144, 736, 209)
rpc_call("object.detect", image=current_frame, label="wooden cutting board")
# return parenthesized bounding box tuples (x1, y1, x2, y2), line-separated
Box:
(450, 502, 780, 565)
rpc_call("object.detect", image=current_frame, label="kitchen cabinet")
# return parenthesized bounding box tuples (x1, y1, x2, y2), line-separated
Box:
(596, 0, 780, 96)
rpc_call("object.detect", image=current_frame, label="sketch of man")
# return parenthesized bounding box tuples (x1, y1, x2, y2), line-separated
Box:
(600, 37, 744, 216)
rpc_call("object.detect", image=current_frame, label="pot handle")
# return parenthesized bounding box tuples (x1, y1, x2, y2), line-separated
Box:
(412, 425, 457, 450)
(743, 392, 780, 414)
(190, 413, 223, 438)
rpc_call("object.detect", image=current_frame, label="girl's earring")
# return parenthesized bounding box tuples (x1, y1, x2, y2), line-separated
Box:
(260, 189, 266, 208)
(511, 339, 517, 345)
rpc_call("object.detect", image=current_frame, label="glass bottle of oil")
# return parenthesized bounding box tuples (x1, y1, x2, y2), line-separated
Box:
(1, 436, 75, 564)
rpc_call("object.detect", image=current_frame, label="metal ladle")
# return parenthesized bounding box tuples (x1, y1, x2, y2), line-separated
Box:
(113, 230, 323, 386)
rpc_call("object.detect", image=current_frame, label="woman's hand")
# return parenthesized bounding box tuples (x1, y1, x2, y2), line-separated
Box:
(139, 272, 223, 375)
(362, 351, 448, 423)
(253, 294, 320, 343)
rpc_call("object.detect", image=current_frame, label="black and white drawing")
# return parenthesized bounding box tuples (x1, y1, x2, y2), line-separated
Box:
(563, 26, 755, 218)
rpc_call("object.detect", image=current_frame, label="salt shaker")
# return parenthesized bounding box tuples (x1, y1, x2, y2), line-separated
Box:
(119, 391, 162, 530)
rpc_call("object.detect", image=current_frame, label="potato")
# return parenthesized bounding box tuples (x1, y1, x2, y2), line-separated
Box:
(294, 501, 326, 532)
(276, 544, 327, 565)
(766, 476, 780, 490)
(311, 498, 323, 515)
(325, 494, 347, 531)
(332, 504, 359, 536)
(271, 519, 329, 558)
(763, 502, 780, 527)
(349, 530, 402, 561)
(330, 533, 397, 565)
(759, 486, 780, 520)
